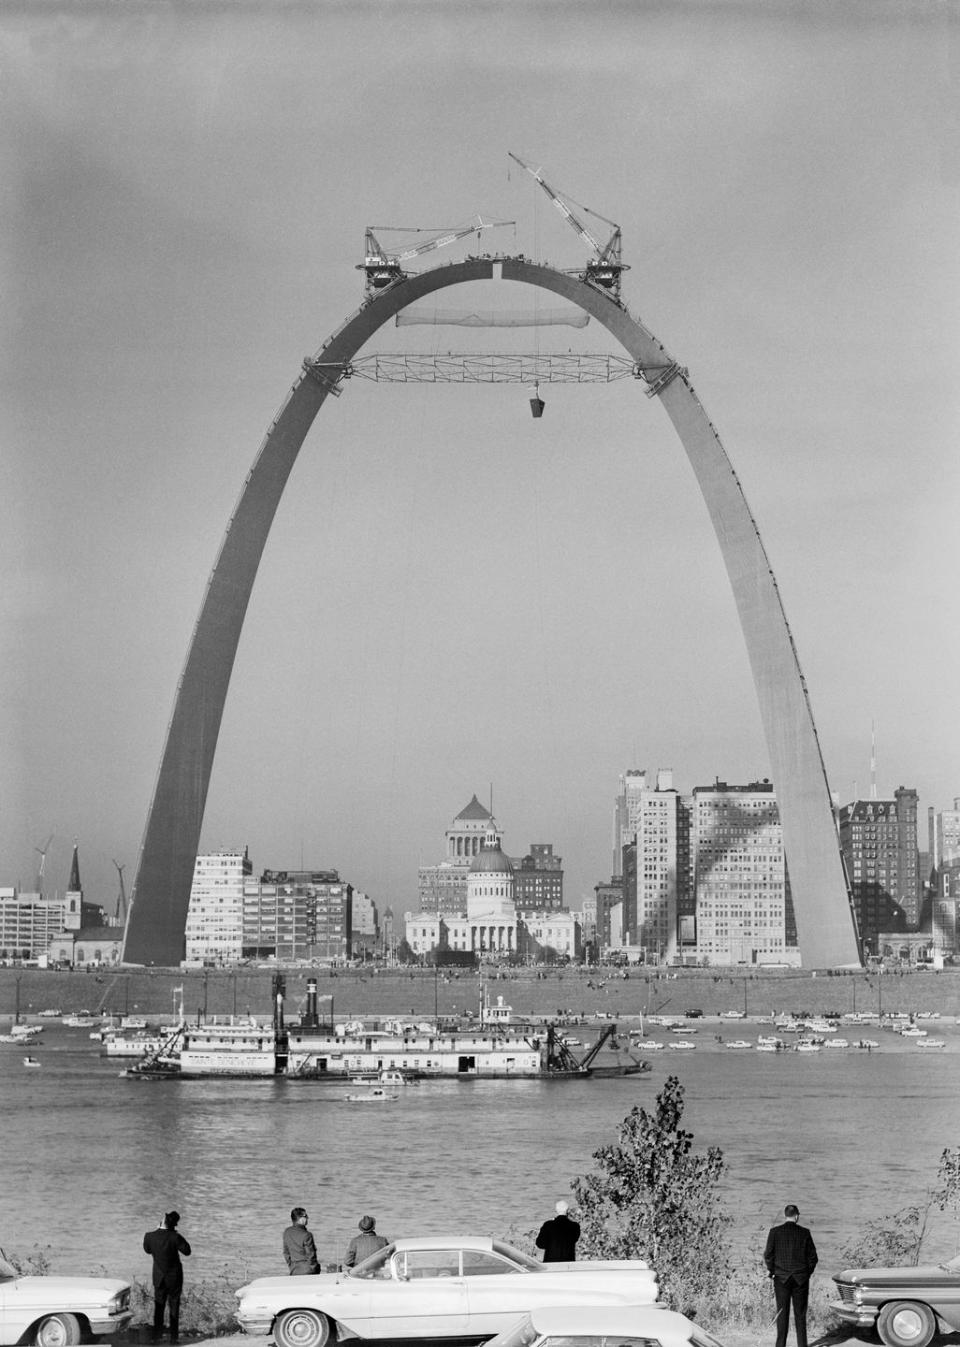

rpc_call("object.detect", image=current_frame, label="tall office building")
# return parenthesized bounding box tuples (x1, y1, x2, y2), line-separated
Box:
(242, 869, 352, 963)
(929, 799, 960, 869)
(612, 769, 648, 880)
(839, 788, 920, 952)
(616, 769, 682, 959)
(513, 843, 564, 911)
(592, 878, 623, 953)
(351, 891, 379, 959)
(691, 780, 791, 966)
(0, 888, 81, 962)
(184, 849, 251, 965)
(931, 859, 960, 956)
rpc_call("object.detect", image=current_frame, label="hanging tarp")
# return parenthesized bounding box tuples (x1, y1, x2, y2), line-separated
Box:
(396, 306, 589, 328)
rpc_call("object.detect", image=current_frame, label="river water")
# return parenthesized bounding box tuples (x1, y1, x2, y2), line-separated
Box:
(1, 1021, 958, 1289)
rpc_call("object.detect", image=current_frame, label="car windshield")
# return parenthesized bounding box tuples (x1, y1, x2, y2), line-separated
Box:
(490, 1317, 539, 1347)
(939, 1255, 960, 1273)
(492, 1241, 541, 1271)
(348, 1245, 397, 1280)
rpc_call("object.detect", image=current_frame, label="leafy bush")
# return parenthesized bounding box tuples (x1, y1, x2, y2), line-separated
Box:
(4, 1246, 52, 1276)
(129, 1264, 243, 1337)
(571, 1075, 731, 1316)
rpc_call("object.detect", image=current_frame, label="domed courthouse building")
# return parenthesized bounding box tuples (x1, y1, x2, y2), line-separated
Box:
(406, 801, 579, 962)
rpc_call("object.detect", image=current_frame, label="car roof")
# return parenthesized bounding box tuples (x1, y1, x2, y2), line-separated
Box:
(526, 1305, 695, 1338)
(391, 1236, 496, 1253)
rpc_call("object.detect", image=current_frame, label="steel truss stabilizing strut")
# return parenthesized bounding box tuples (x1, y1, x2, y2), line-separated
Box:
(305, 352, 668, 386)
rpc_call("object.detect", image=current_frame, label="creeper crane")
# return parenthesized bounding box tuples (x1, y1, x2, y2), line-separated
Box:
(113, 859, 128, 926)
(358, 216, 514, 292)
(509, 152, 628, 298)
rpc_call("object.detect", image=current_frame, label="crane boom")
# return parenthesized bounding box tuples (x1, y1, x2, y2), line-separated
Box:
(359, 217, 515, 290)
(508, 151, 626, 296)
(508, 152, 605, 254)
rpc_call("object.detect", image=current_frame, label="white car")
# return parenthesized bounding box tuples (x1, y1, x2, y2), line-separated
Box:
(0, 1250, 133, 1347)
(236, 1236, 657, 1347)
(485, 1304, 725, 1347)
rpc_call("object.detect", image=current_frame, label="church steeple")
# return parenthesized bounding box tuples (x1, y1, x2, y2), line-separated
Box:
(67, 841, 81, 896)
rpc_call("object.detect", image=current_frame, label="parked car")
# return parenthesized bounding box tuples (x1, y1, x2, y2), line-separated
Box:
(236, 1235, 657, 1347)
(484, 1304, 724, 1347)
(0, 1249, 133, 1347)
(832, 1254, 960, 1347)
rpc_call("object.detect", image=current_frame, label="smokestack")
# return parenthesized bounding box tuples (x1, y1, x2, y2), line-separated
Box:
(302, 978, 319, 1030)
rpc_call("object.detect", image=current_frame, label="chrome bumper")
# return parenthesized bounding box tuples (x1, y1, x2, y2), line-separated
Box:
(89, 1310, 135, 1336)
(830, 1300, 878, 1328)
(236, 1312, 273, 1336)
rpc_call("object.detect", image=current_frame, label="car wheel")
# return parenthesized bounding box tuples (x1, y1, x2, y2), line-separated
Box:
(877, 1301, 937, 1347)
(34, 1314, 82, 1347)
(274, 1309, 333, 1347)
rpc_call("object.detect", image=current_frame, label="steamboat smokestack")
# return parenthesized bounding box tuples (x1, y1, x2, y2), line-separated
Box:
(303, 977, 319, 1030)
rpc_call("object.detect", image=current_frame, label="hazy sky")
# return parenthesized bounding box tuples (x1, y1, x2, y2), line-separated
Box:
(3, 0, 958, 922)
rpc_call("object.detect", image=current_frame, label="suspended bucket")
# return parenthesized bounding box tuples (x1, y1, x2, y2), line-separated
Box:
(529, 383, 545, 418)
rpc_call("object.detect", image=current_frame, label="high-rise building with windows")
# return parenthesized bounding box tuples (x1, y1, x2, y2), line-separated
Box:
(929, 800, 960, 870)
(351, 891, 379, 959)
(185, 848, 251, 965)
(839, 788, 919, 953)
(612, 769, 648, 880)
(691, 780, 791, 966)
(513, 843, 564, 911)
(242, 869, 352, 963)
(592, 878, 622, 953)
(0, 888, 81, 962)
(616, 769, 682, 959)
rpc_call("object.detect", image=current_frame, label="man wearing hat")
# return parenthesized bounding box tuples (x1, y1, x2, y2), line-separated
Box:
(143, 1211, 191, 1342)
(344, 1216, 388, 1268)
(535, 1200, 580, 1262)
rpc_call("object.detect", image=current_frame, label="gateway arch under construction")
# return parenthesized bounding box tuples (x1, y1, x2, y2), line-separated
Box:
(121, 253, 862, 970)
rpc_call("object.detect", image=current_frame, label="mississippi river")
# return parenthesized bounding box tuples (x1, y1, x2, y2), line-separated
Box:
(1, 1021, 958, 1287)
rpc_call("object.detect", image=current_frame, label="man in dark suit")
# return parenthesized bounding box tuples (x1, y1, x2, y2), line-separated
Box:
(535, 1200, 581, 1262)
(764, 1204, 818, 1347)
(283, 1208, 319, 1275)
(143, 1211, 192, 1343)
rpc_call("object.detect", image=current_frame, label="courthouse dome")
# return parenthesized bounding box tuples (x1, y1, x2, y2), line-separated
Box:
(469, 840, 513, 875)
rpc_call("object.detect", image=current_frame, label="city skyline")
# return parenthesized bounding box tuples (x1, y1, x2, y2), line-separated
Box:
(4, 2, 958, 928)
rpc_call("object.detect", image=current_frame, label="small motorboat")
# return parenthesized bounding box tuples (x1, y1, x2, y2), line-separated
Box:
(22, 1056, 42, 1068)
(344, 1086, 398, 1103)
(379, 1070, 412, 1087)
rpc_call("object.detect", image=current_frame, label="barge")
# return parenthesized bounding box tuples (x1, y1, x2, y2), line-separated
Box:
(123, 978, 650, 1082)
